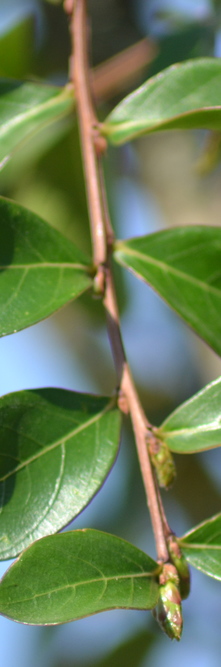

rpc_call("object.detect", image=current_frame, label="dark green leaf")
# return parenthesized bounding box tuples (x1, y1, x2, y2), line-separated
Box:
(51, 629, 155, 667)
(0, 17, 35, 79)
(0, 390, 121, 559)
(103, 58, 221, 144)
(0, 79, 74, 168)
(0, 530, 159, 624)
(146, 25, 214, 80)
(0, 197, 92, 335)
(179, 513, 221, 580)
(114, 227, 221, 356)
(158, 376, 221, 453)
(87, 629, 155, 667)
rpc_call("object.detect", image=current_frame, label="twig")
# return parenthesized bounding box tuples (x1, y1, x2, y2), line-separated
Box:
(70, 0, 106, 268)
(68, 0, 169, 563)
(103, 269, 168, 562)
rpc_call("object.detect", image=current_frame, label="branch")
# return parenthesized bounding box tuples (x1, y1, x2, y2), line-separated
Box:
(103, 267, 168, 562)
(68, 0, 169, 564)
(65, 2, 157, 104)
(70, 0, 106, 268)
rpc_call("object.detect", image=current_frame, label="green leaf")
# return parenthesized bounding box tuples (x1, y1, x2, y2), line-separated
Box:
(0, 530, 160, 624)
(0, 17, 35, 79)
(114, 226, 221, 356)
(88, 629, 155, 667)
(158, 376, 221, 454)
(0, 197, 92, 335)
(103, 58, 221, 144)
(179, 513, 221, 580)
(0, 79, 74, 168)
(0, 390, 121, 560)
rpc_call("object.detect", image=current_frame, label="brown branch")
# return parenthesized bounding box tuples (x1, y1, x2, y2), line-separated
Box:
(68, 0, 169, 564)
(69, 0, 107, 268)
(103, 267, 168, 562)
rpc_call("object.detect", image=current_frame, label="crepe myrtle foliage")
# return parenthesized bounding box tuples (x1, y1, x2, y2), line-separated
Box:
(0, 0, 221, 642)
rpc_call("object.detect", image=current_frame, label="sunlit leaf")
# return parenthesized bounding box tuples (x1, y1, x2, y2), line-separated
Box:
(114, 226, 221, 356)
(0, 79, 74, 168)
(158, 376, 221, 453)
(179, 513, 221, 580)
(0, 389, 121, 560)
(0, 530, 160, 623)
(0, 197, 92, 335)
(103, 58, 221, 144)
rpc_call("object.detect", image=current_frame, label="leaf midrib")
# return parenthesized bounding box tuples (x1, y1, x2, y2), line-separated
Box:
(0, 570, 158, 609)
(103, 105, 221, 143)
(0, 263, 89, 270)
(0, 89, 73, 140)
(0, 400, 114, 482)
(181, 542, 221, 550)
(162, 421, 221, 438)
(115, 245, 221, 297)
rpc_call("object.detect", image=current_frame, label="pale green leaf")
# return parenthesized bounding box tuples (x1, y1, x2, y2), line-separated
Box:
(0, 79, 74, 168)
(0, 389, 121, 560)
(103, 58, 221, 144)
(158, 376, 221, 453)
(179, 513, 221, 580)
(0, 197, 92, 335)
(114, 226, 221, 356)
(0, 530, 160, 623)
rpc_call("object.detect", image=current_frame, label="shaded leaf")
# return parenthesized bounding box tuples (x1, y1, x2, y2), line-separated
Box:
(0, 390, 121, 559)
(114, 226, 221, 356)
(0, 79, 74, 168)
(87, 629, 155, 667)
(53, 628, 155, 667)
(103, 58, 221, 144)
(0, 197, 92, 335)
(147, 25, 214, 80)
(0, 530, 160, 624)
(179, 513, 221, 580)
(0, 17, 35, 79)
(158, 376, 221, 453)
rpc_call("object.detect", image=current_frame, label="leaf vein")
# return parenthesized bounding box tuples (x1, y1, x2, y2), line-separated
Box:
(0, 401, 114, 482)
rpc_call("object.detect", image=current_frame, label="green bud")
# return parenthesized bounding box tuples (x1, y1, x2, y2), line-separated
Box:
(168, 537, 191, 600)
(153, 564, 183, 641)
(149, 437, 176, 489)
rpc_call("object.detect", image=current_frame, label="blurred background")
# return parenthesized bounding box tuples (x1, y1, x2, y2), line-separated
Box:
(0, 0, 221, 664)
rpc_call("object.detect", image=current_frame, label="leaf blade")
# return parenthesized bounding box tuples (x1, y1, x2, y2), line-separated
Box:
(158, 376, 221, 453)
(114, 226, 221, 356)
(103, 58, 221, 144)
(0, 389, 121, 559)
(0, 530, 159, 624)
(0, 197, 92, 335)
(0, 79, 74, 167)
(179, 514, 221, 580)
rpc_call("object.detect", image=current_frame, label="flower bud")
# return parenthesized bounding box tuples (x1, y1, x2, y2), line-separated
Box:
(154, 564, 183, 641)
(149, 437, 176, 489)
